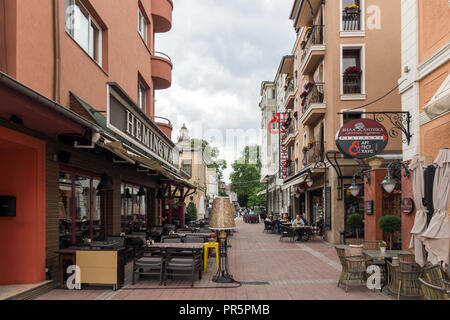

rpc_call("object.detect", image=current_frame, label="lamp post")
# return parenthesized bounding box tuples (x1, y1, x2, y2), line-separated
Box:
(209, 197, 236, 283)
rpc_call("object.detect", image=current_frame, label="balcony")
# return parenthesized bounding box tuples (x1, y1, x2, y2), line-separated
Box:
(302, 142, 324, 168)
(286, 161, 295, 178)
(152, 0, 173, 33)
(151, 52, 173, 90)
(343, 73, 362, 95)
(342, 9, 361, 31)
(300, 25, 325, 75)
(154, 116, 173, 139)
(300, 83, 326, 126)
(284, 78, 295, 110)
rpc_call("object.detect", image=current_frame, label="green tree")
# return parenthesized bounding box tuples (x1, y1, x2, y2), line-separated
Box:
(347, 213, 364, 240)
(191, 139, 227, 180)
(230, 145, 265, 208)
(186, 202, 197, 222)
(378, 215, 401, 250)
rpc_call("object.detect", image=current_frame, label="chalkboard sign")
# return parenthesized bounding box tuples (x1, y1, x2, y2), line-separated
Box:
(325, 187, 331, 229)
(364, 200, 374, 215)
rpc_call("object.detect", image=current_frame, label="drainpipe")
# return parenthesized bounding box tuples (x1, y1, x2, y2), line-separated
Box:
(53, 0, 61, 103)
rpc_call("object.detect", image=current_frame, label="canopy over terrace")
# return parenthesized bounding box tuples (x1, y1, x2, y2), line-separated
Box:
(70, 93, 196, 227)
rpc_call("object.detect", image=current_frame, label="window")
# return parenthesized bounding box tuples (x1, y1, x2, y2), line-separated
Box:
(138, 8, 148, 44)
(182, 160, 192, 176)
(342, 48, 362, 94)
(342, 0, 362, 31)
(342, 112, 363, 125)
(138, 81, 147, 111)
(65, 0, 102, 65)
(121, 184, 147, 235)
(58, 171, 103, 249)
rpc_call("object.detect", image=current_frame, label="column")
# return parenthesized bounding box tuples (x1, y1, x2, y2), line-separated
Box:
(364, 169, 387, 241)
(178, 202, 186, 227)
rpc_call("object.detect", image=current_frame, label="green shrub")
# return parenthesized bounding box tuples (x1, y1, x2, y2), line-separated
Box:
(378, 215, 401, 249)
(347, 213, 364, 239)
(186, 202, 197, 221)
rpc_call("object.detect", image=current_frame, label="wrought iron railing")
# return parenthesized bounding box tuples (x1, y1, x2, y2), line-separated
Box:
(284, 79, 295, 102)
(343, 73, 362, 94)
(342, 10, 361, 31)
(301, 25, 325, 63)
(303, 83, 325, 114)
(302, 142, 324, 167)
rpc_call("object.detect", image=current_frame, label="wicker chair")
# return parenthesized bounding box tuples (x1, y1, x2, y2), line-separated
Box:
(280, 225, 296, 242)
(386, 260, 400, 295)
(419, 277, 449, 300)
(363, 240, 382, 250)
(422, 264, 450, 288)
(164, 248, 203, 287)
(398, 253, 416, 263)
(395, 262, 423, 299)
(336, 247, 348, 288)
(132, 247, 165, 286)
(263, 220, 273, 233)
(343, 256, 370, 292)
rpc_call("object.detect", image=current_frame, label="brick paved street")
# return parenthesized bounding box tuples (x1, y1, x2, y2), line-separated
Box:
(36, 218, 388, 300)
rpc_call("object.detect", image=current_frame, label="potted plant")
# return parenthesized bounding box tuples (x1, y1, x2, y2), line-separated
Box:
(378, 215, 401, 250)
(347, 213, 364, 256)
(294, 111, 298, 119)
(302, 146, 308, 153)
(344, 4, 360, 14)
(379, 241, 387, 254)
(304, 82, 313, 90)
(367, 156, 384, 169)
(300, 90, 308, 99)
(305, 26, 313, 38)
(308, 140, 316, 149)
(344, 66, 362, 76)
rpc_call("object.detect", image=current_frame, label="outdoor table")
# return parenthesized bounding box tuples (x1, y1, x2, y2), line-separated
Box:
(176, 233, 212, 238)
(147, 242, 205, 250)
(362, 249, 410, 260)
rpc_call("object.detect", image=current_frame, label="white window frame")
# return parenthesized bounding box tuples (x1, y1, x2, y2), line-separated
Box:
(340, 0, 366, 37)
(339, 108, 366, 127)
(138, 81, 147, 112)
(138, 7, 148, 44)
(340, 44, 366, 100)
(65, 0, 102, 66)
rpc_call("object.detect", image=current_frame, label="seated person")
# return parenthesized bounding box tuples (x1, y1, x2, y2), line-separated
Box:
(292, 215, 306, 241)
(312, 217, 324, 236)
(273, 215, 281, 234)
(280, 213, 288, 223)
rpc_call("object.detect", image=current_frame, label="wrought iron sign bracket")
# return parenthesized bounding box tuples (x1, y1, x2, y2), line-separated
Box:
(338, 111, 412, 145)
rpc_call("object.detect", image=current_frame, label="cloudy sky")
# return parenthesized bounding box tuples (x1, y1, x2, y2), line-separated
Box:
(156, 0, 296, 182)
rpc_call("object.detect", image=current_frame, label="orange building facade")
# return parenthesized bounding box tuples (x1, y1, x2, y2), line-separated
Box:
(0, 0, 195, 287)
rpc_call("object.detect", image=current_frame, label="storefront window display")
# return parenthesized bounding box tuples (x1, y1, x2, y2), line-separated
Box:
(344, 185, 365, 237)
(310, 190, 324, 225)
(121, 183, 147, 234)
(58, 171, 103, 249)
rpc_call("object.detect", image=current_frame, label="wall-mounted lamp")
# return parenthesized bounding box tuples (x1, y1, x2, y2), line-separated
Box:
(349, 170, 371, 197)
(381, 161, 410, 194)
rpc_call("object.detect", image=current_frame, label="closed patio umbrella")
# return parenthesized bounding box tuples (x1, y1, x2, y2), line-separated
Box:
(409, 156, 428, 266)
(422, 149, 450, 266)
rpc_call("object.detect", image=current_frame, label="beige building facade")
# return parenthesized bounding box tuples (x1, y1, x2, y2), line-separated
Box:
(273, 0, 404, 243)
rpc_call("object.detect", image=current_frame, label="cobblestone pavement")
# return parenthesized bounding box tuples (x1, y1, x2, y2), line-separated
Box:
(36, 218, 389, 300)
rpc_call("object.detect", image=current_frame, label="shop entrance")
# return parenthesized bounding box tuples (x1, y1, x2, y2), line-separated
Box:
(0, 127, 46, 284)
(309, 189, 324, 225)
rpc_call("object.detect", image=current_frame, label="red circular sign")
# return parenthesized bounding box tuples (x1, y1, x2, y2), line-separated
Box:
(401, 198, 415, 215)
(335, 119, 389, 159)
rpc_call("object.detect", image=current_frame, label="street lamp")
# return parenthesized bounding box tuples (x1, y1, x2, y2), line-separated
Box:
(306, 175, 313, 188)
(348, 170, 371, 197)
(381, 161, 410, 194)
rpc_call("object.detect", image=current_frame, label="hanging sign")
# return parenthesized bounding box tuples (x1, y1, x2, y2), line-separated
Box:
(401, 198, 415, 215)
(335, 119, 389, 159)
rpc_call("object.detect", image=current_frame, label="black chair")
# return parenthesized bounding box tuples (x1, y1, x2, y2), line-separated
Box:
(184, 236, 205, 243)
(263, 220, 273, 233)
(161, 237, 182, 243)
(132, 247, 165, 286)
(164, 248, 203, 287)
(280, 225, 296, 242)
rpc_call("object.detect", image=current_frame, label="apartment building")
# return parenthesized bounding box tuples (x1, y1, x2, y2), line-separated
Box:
(275, 0, 404, 244)
(399, 0, 449, 251)
(0, 0, 196, 286)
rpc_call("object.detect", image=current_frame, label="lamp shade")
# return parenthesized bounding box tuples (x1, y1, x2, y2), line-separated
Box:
(209, 197, 236, 230)
(137, 186, 146, 196)
(97, 173, 113, 191)
(381, 170, 398, 194)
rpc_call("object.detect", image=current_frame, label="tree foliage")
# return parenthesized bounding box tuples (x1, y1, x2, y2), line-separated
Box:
(230, 145, 265, 208)
(186, 202, 197, 221)
(190, 139, 227, 180)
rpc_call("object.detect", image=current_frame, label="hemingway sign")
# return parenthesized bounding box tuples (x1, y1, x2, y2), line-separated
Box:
(108, 92, 175, 167)
(335, 119, 388, 159)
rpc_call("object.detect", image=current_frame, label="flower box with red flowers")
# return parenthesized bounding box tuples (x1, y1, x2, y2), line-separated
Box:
(294, 111, 298, 119)
(304, 82, 313, 90)
(300, 91, 308, 99)
(344, 66, 362, 75)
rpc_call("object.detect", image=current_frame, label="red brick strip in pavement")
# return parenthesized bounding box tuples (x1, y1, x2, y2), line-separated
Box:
(36, 218, 388, 300)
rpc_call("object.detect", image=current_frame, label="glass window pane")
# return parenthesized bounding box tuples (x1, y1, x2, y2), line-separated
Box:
(65, 0, 74, 36)
(59, 173, 73, 249)
(75, 176, 90, 244)
(73, 2, 89, 52)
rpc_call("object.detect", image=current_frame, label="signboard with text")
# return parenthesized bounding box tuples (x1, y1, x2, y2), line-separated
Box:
(335, 119, 389, 159)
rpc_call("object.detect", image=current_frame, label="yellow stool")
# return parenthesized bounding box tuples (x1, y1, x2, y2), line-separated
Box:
(203, 242, 219, 272)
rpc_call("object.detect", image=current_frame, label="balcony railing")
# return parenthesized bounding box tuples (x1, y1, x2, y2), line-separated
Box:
(343, 73, 362, 94)
(302, 83, 325, 114)
(286, 162, 295, 178)
(342, 10, 361, 31)
(302, 142, 324, 167)
(301, 25, 324, 63)
(284, 79, 295, 102)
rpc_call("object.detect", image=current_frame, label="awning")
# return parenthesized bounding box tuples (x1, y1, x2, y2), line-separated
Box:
(424, 75, 450, 119)
(282, 174, 307, 191)
(104, 141, 137, 164)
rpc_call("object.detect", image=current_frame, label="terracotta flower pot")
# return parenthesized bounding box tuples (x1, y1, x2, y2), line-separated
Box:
(368, 157, 383, 169)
